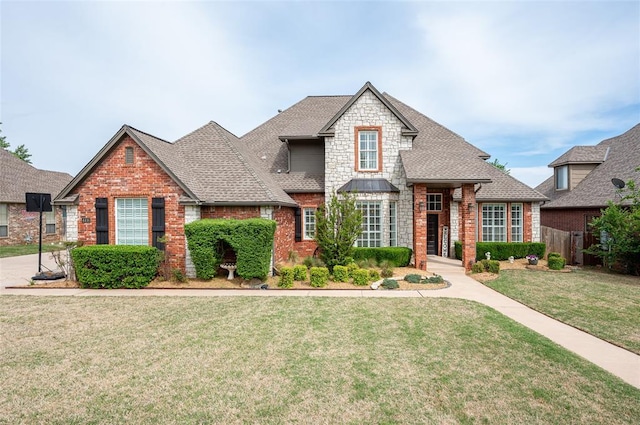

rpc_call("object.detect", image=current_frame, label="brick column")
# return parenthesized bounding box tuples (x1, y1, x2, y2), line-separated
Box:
(460, 184, 477, 271)
(413, 184, 428, 270)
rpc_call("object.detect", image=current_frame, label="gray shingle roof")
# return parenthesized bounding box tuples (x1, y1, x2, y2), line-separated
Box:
(56, 124, 296, 207)
(453, 163, 548, 202)
(1, 149, 72, 203)
(338, 178, 400, 193)
(548, 145, 609, 167)
(537, 123, 640, 209)
(240, 84, 543, 201)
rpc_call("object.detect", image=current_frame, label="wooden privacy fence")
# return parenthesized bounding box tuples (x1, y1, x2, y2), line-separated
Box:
(540, 226, 601, 266)
(541, 226, 571, 261)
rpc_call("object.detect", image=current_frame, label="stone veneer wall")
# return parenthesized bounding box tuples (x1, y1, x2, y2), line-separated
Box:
(531, 202, 541, 242)
(184, 205, 201, 278)
(449, 201, 459, 257)
(0, 203, 65, 246)
(324, 89, 414, 249)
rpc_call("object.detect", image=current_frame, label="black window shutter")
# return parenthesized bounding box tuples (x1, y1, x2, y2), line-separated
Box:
(294, 207, 302, 242)
(95, 198, 108, 244)
(152, 197, 165, 250)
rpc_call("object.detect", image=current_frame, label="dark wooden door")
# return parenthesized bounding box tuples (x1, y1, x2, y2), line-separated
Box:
(427, 214, 438, 255)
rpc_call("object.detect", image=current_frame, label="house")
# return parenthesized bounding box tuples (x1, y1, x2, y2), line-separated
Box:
(0, 148, 73, 246)
(55, 82, 546, 275)
(535, 123, 640, 263)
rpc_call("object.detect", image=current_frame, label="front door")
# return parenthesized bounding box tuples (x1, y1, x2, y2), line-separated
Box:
(427, 214, 438, 255)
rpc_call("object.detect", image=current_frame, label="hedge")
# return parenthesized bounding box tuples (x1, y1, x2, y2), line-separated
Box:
(310, 267, 329, 287)
(454, 241, 546, 261)
(184, 218, 276, 280)
(72, 245, 160, 289)
(352, 247, 412, 267)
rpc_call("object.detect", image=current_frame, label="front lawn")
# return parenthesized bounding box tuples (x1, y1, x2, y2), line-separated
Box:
(0, 243, 61, 258)
(1, 296, 638, 424)
(484, 268, 640, 354)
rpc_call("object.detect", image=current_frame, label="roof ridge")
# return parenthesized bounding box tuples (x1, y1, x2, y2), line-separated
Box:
(125, 125, 172, 144)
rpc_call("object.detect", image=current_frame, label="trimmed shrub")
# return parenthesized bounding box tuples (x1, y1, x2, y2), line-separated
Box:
(72, 245, 160, 289)
(404, 274, 422, 284)
(369, 269, 381, 281)
(421, 274, 444, 284)
(381, 278, 399, 289)
(333, 265, 349, 282)
(471, 262, 484, 273)
(293, 265, 308, 281)
(346, 262, 359, 278)
(547, 252, 562, 259)
(474, 242, 546, 261)
(352, 247, 412, 267)
(278, 267, 294, 288)
(184, 218, 276, 280)
(548, 256, 566, 270)
(454, 241, 462, 260)
(310, 267, 330, 288)
(352, 269, 370, 286)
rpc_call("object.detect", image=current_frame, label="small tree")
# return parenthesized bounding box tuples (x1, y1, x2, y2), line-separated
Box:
(314, 192, 362, 270)
(12, 144, 32, 164)
(490, 158, 510, 174)
(0, 123, 9, 150)
(585, 168, 640, 275)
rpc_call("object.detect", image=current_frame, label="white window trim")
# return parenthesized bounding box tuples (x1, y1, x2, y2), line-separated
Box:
(482, 203, 506, 242)
(556, 165, 568, 190)
(389, 201, 397, 247)
(358, 130, 379, 171)
(0, 204, 8, 238)
(511, 203, 523, 243)
(45, 210, 56, 234)
(357, 201, 382, 248)
(115, 198, 149, 245)
(303, 208, 316, 240)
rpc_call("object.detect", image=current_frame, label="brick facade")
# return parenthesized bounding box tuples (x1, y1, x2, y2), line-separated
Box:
(69, 136, 188, 271)
(540, 207, 601, 233)
(0, 203, 65, 246)
(201, 206, 261, 220)
(460, 184, 477, 271)
(413, 184, 427, 270)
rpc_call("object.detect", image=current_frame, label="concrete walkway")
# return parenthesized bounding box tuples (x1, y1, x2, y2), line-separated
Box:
(1, 253, 639, 389)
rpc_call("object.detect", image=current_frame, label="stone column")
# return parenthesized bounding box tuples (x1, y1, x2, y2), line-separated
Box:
(413, 184, 428, 270)
(460, 184, 477, 271)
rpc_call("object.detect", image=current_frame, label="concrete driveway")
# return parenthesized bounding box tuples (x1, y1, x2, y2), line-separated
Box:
(0, 252, 60, 288)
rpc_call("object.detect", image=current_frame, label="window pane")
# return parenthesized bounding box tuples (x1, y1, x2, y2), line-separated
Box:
(357, 201, 382, 247)
(482, 204, 506, 242)
(358, 130, 378, 170)
(304, 208, 316, 240)
(511, 203, 523, 243)
(389, 202, 397, 247)
(427, 194, 442, 211)
(556, 166, 568, 190)
(116, 198, 148, 245)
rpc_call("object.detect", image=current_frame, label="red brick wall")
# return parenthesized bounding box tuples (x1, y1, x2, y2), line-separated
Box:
(290, 193, 324, 260)
(201, 206, 260, 219)
(0, 203, 65, 246)
(540, 208, 601, 232)
(413, 184, 428, 270)
(71, 136, 187, 270)
(273, 207, 295, 263)
(460, 184, 477, 271)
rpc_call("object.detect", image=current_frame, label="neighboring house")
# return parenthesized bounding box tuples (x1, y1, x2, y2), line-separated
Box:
(535, 123, 640, 263)
(0, 149, 73, 246)
(55, 82, 546, 274)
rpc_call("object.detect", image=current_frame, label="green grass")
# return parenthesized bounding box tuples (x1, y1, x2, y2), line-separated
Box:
(1, 296, 638, 424)
(0, 243, 61, 258)
(484, 268, 640, 354)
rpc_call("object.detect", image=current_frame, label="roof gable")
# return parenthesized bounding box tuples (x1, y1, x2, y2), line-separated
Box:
(55, 126, 198, 202)
(548, 145, 609, 167)
(318, 82, 418, 137)
(1, 149, 72, 203)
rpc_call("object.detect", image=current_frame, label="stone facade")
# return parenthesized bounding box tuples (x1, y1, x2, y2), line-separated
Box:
(531, 202, 541, 242)
(0, 203, 65, 246)
(324, 90, 414, 250)
(184, 205, 201, 278)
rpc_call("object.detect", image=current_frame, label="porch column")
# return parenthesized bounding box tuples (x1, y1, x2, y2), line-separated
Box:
(413, 184, 428, 270)
(460, 183, 477, 271)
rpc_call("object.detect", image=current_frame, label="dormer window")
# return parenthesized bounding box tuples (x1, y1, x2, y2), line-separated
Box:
(125, 147, 134, 164)
(555, 165, 568, 190)
(356, 127, 382, 171)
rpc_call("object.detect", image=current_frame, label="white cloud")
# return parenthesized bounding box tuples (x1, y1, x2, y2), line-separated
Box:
(510, 166, 553, 189)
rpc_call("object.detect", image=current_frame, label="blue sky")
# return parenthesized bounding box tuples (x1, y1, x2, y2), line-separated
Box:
(2, 0, 639, 188)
